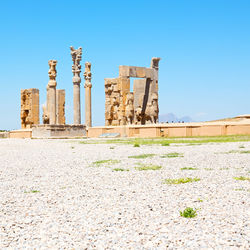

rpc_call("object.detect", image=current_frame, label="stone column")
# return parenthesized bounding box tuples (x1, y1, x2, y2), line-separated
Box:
(47, 60, 57, 125)
(70, 46, 82, 125)
(84, 62, 92, 127)
(46, 85, 49, 113)
(21, 88, 40, 129)
(56, 89, 66, 125)
(150, 57, 161, 92)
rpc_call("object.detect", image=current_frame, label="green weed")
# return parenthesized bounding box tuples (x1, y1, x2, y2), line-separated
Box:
(220, 150, 250, 154)
(91, 159, 120, 167)
(135, 165, 162, 171)
(161, 152, 183, 158)
(113, 168, 129, 172)
(163, 177, 200, 184)
(24, 190, 40, 193)
(78, 135, 250, 145)
(128, 154, 155, 159)
(233, 176, 250, 181)
(180, 207, 197, 218)
(181, 167, 198, 170)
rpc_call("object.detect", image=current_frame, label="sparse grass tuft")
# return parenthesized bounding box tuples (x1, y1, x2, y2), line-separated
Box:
(161, 142, 170, 146)
(163, 177, 200, 184)
(160, 152, 183, 158)
(233, 176, 250, 181)
(24, 190, 40, 193)
(135, 165, 162, 171)
(180, 207, 197, 218)
(240, 150, 250, 154)
(197, 198, 203, 202)
(204, 168, 213, 171)
(109, 146, 115, 149)
(181, 167, 198, 170)
(113, 168, 129, 172)
(76, 135, 250, 145)
(220, 167, 229, 170)
(134, 143, 140, 147)
(220, 150, 250, 154)
(91, 159, 120, 167)
(239, 145, 245, 148)
(128, 154, 155, 159)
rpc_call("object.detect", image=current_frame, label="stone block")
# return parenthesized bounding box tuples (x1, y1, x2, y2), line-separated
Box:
(32, 124, 86, 138)
(118, 77, 130, 93)
(56, 89, 65, 125)
(0, 132, 9, 138)
(145, 68, 154, 79)
(9, 129, 32, 138)
(128, 67, 137, 77)
(120, 66, 148, 78)
(21, 88, 40, 129)
(119, 66, 130, 77)
(135, 67, 146, 78)
(99, 133, 120, 138)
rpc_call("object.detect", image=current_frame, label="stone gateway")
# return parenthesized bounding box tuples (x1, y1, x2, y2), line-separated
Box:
(105, 57, 160, 126)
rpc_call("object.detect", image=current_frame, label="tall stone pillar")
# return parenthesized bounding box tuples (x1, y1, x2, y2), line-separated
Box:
(21, 88, 40, 129)
(84, 62, 92, 127)
(47, 60, 57, 125)
(70, 46, 82, 125)
(150, 57, 161, 92)
(46, 85, 50, 113)
(56, 89, 66, 125)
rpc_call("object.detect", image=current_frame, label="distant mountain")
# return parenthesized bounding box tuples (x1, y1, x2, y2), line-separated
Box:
(159, 113, 193, 123)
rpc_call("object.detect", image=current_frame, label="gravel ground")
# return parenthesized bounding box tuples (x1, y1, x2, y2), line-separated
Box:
(0, 139, 249, 249)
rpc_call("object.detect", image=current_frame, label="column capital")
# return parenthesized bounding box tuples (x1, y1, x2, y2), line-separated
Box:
(84, 82, 92, 88)
(71, 46, 83, 125)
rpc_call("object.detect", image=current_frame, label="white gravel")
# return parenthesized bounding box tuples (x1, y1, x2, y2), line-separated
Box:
(0, 139, 249, 249)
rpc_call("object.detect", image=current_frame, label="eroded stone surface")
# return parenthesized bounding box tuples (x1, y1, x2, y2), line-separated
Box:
(84, 62, 92, 127)
(46, 60, 57, 125)
(21, 88, 39, 129)
(70, 46, 82, 125)
(105, 58, 160, 126)
(56, 89, 65, 125)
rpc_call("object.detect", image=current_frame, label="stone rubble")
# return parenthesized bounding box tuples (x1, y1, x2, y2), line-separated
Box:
(0, 139, 249, 249)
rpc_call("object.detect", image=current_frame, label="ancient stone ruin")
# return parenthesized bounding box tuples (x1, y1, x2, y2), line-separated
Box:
(70, 46, 82, 125)
(105, 57, 160, 126)
(19, 48, 162, 138)
(20, 46, 92, 138)
(84, 62, 92, 127)
(21, 88, 39, 129)
(56, 89, 66, 125)
(42, 60, 66, 125)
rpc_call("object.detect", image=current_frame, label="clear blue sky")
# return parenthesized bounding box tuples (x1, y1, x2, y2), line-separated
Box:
(0, 0, 249, 130)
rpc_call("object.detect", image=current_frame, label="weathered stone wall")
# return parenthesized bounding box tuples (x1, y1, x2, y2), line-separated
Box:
(21, 88, 40, 129)
(56, 89, 65, 125)
(105, 58, 160, 126)
(87, 122, 250, 138)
